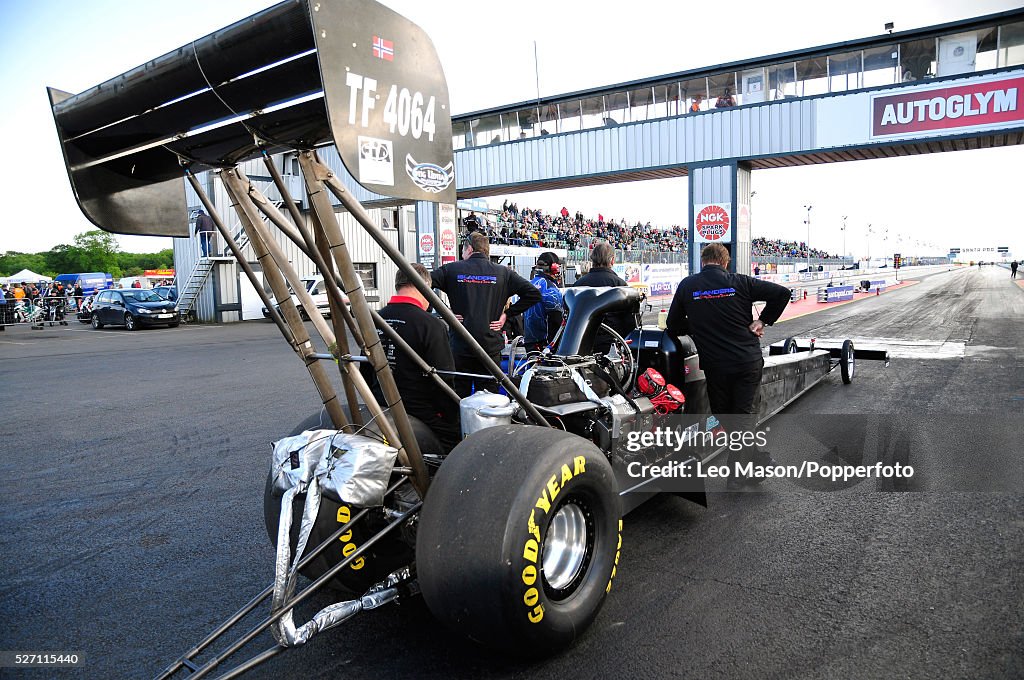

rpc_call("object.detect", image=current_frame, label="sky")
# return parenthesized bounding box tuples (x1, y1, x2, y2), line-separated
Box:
(1, 0, 1022, 259)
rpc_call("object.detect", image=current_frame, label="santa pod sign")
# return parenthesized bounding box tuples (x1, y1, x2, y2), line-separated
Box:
(694, 203, 732, 243)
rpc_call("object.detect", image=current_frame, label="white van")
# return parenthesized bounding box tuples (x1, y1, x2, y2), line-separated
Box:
(118, 276, 152, 289)
(261, 276, 347, 320)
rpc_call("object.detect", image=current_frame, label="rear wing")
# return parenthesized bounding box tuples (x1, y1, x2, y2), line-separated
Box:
(48, 0, 455, 237)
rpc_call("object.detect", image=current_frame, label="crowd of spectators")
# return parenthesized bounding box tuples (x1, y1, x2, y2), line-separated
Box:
(465, 203, 841, 261)
(750, 237, 838, 260)
(467, 202, 688, 253)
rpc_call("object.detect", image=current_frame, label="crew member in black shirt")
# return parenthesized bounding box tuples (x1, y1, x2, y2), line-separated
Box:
(573, 240, 636, 352)
(431, 232, 541, 396)
(361, 263, 460, 449)
(666, 243, 790, 489)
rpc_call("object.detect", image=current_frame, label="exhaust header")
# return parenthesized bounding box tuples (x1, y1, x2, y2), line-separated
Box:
(48, 0, 455, 237)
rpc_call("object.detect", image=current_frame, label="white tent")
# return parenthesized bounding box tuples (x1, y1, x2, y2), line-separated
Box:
(6, 269, 52, 283)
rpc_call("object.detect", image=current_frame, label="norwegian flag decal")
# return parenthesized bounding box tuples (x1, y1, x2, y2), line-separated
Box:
(372, 35, 394, 61)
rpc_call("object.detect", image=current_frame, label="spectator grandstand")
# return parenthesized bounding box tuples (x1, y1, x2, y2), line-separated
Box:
(461, 203, 840, 261)
(751, 236, 838, 260)
(467, 203, 687, 253)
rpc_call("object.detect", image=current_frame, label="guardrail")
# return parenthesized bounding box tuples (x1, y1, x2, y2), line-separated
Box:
(0, 297, 75, 329)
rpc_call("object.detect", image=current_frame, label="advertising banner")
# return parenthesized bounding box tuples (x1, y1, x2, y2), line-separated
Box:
(823, 285, 855, 302)
(418, 217, 435, 269)
(870, 74, 1024, 139)
(438, 203, 457, 264)
(693, 203, 732, 244)
(642, 263, 684, 297)
(736, 203, 751, 243)
(613, 263, 642, 284)
(491, 245, 568, 259)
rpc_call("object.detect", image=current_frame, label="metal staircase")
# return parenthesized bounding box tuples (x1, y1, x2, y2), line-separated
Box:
(175, 259, 214, 320)
(176, 198, 285, 321)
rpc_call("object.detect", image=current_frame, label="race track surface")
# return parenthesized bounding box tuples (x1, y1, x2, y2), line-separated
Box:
(0, 265, 1020, 679)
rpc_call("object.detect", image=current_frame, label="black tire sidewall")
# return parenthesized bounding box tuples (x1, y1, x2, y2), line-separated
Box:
(417, 425, 621, 654)
(841, 340, 855, 384)
(499, 453, 620, 646)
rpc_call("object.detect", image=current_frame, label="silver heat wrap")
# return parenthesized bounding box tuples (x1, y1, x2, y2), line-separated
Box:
(315, 436, 399, 508)
(268, 432, 400, 647)
(269, 429, 336, 496)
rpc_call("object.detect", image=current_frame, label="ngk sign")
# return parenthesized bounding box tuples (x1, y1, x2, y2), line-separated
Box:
(871, 74, 1024, 138)
(693, 203, 732, 243)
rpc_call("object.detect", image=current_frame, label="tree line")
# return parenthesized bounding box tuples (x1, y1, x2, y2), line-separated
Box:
(0, 230, 173, 279)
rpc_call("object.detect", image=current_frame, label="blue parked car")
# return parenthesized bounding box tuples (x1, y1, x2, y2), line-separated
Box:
(153, 285, 178, 302)
(91, 288, 179, 330)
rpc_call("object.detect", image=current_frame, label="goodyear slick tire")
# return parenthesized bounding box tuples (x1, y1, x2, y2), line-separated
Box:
(417, 425, 621, 655)
(783, 337, 799, 354)
(262, 411, 439, 597)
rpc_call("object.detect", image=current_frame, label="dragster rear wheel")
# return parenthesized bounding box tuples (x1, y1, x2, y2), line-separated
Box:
(417, 425, 621, 655)
(841, 339, 855, 384)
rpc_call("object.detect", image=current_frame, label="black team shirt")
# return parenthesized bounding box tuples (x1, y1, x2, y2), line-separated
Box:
(666, 264, 790, 373)
(360, 295, 457, 423)
(430, 253, 541, 357)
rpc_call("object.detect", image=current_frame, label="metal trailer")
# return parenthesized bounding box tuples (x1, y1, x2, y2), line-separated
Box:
(47, 1, 889, 677)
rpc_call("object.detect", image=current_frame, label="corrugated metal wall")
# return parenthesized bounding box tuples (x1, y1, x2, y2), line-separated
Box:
(176, 157, 397, 321)
(690, 164, 733, 203)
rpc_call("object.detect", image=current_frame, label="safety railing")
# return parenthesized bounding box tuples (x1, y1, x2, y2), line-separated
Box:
(0, 296, 77, 328)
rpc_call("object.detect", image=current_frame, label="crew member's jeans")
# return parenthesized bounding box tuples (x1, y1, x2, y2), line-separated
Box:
(199, 232, 213, 257)
(703, 360, 771, 467)
(453, 353, 502, 398)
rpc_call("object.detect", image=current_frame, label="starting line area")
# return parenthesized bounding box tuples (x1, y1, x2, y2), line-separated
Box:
(775, 280, 920, 323)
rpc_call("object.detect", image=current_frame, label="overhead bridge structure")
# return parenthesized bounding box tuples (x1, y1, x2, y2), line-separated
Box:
(443, 8, 1024, 275)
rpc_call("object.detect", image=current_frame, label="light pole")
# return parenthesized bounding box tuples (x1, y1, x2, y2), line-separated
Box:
(750, 191, 757, 273)
(841, 215, 848, 264)
(803, 204, 813, 272)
